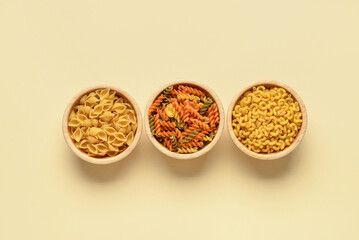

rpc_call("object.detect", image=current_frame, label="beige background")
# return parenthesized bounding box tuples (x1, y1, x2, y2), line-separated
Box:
(1, 0, 358, 239)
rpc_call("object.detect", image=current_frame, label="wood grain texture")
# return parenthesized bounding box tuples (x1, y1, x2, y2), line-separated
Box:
(144, 81, 225, 160)
(62, 85, 142, 164)
(227, 80, 307, 160)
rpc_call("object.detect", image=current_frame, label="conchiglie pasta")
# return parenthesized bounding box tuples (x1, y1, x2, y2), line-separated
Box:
(68, 118, 81, 127)
(73, 128, 83, 142)
(68, 88, 137, 158)
(87, 136, 99, 144)
(69, 110, 77, 120)
(126, 132, 134, 145)
(112, 103, 126, 114)
(117, 117, 130, 128)
(232, 85, 302, 154)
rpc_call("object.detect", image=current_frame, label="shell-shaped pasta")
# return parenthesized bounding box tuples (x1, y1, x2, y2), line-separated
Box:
(87, 144, 98, 154)
(112, 114, 120, 123)
(81, 127, 90, 137)
(77, 114, 87, 122)
(112, 139, 125, 147)
(69, 89, 137, 157)
(100, 111, 115, 122)
(98, 89, 109, 100)
(124, 109, 135, 115)
(87, 136, 99, 144)
(70, 127, 76, 135)
(114, 97, 124, 104)
(95, 89, 102, 96)
(112, 103, 126, 114)
(75, 141, 81, 148)
(89, 111, 99, 119)
(99, 120, 110, 127)
(82, 106, 92, 116)
(72, 128, 83, 142)
(107, 143, 118, 152)
(97, 130, 107, 141)
(113, 123, 122, 132)
(127, 111, 136, 124)
(68, 118, 81, 127)
(131, 123, 137, 132)
(79, 95, 87, 105)
(91, 119, 99, 127)
(125, 124, 132, 134)
(108, 135, 117, 144)
(75, 105, 85, 115)
(81, 119, 92, 127)
(107, 151, 118, 157)
(103, 103, 112, 111)
(123, 103, 132, 109)
(91, 104, 104, 116)
(126, 131, 134, 145)
(89, 127, 102, 136)
(117, 117, 130, 128)
(96, 143, 108, 153)
(96, 151, 107, 157)
(99, 99, 113, 105)
(88, 92, 97, 97)
(108, 90, 117, 100)
(113, 132, 126, 142)
(118, 145, 127, 153)
(118, 126, 127, 134)
(79, 139, 88, 148)
(102, 126, 117, 135)
(86, 96, 99, 104)
(69, 110, 77, 120)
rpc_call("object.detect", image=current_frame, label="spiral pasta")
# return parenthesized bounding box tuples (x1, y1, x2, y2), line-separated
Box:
(162, 86, 173, 96)
(68, 88, 137, 158)
(169, 135, 179, 151)
(199, 97, 213, 115)
(177, 147, 199, 154)
(148, 84, 219, 154)
(232, 85, 302, 154)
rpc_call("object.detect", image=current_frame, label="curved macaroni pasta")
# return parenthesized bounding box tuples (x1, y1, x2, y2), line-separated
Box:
(232, 85, 302, 154)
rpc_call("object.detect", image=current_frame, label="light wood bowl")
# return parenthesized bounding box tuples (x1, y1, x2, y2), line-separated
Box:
(62, 85, 142, 164)
(227, 80, 307, 160)
(144, 81, 225, 160)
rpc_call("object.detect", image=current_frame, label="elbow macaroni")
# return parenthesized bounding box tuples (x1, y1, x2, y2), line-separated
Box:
(232, 85, 302, 154)
(68, 88, 137, 158)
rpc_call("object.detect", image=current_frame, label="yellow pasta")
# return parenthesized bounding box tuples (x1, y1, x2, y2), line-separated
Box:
(232, 85, 302, 154)
(68, 88, 137, 158)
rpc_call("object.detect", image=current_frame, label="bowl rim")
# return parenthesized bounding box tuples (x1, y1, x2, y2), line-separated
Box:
(62, 85, 142, 164)
(227, 80, 308, 160)
(144, 80, 225, 160)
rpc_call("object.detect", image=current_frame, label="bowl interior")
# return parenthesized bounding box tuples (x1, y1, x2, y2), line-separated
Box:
(63, 86, 142, 164)
(227, 81, 307, 160)
(145, 81, 225, 160)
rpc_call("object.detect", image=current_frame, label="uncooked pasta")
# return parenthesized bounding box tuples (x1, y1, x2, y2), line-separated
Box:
(232, 85, 302, 154)
(68, 88, 137, 157)
(148, 84, 219, 154)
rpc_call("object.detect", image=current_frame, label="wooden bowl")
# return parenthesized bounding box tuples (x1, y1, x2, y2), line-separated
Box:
(227, 80, 307, 160)
(144, 81, 225, 160)
(62, 85, 142, 164)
